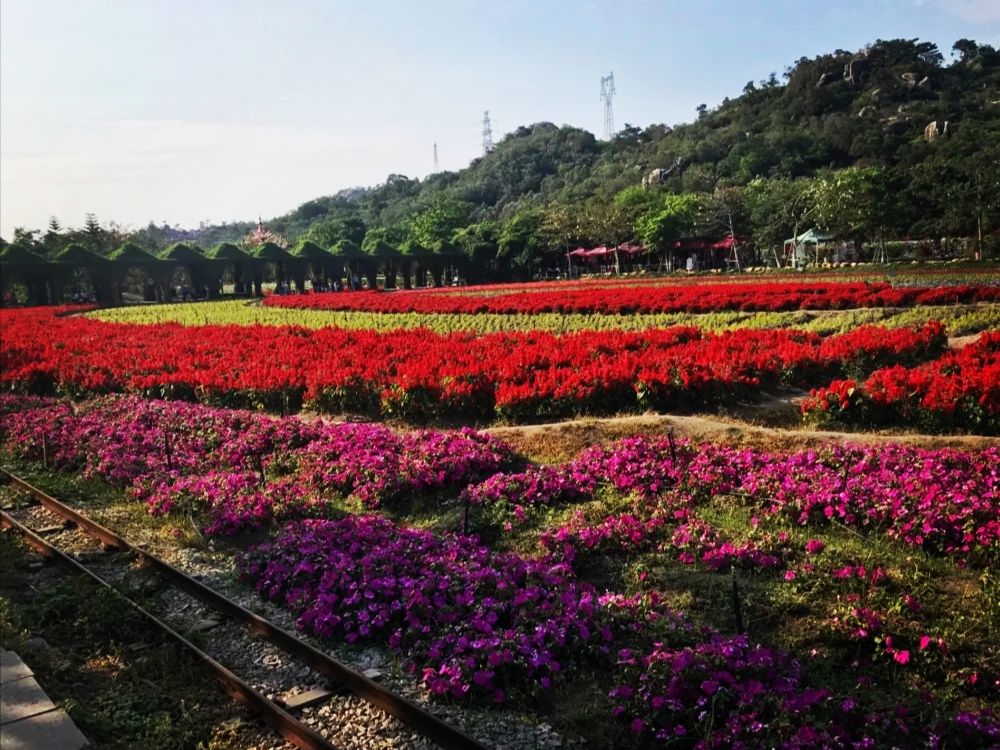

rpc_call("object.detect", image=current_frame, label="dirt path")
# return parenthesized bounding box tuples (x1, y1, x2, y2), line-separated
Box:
(948, 332, 983, 349)
(487, 412, 997, 463)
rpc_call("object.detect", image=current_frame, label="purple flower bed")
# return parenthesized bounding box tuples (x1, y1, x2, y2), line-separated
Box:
(2, 395, 997, 746)
(459, 465, 594, 508)
(0, 396, 514, 533)
(3, 397, 995, 561)
(612, 635, 1000, 748)
(526, 439, 998, 565)
(238, 516, 628, 702)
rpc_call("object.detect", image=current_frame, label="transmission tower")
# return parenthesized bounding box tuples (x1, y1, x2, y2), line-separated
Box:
(433, 142, 439, 172)
(600, 72, 616, 139)
(481, 110, 494, 155)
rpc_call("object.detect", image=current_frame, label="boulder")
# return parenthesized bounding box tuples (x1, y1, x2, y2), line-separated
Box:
(816, 72, 836, 88)
(924, 120, 948, 142)
(843, 57, 870, 85)
(642, 157, 684, 188)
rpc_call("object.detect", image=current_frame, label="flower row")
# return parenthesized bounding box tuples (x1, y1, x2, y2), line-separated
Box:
(802, 332, 1000, 434)
(0, 396, 514, 532)
(2, 397, 995, 562)
(0, 307, 946, 423)
(264, 280, 999, 315)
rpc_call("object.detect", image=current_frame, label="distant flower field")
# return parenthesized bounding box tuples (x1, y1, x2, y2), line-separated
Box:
(5, 307, 977, 427)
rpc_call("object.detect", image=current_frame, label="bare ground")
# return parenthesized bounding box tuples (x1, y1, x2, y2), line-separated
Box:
(486, 411, 998, 463)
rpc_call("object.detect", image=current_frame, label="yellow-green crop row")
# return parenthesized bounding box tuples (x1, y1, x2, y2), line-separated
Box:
(87, 300, 1000, 337)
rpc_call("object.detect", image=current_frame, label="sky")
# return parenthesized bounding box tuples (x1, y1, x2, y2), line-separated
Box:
(2, 0, 999, 238)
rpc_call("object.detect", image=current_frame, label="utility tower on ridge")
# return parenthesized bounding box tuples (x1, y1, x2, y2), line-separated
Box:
(433, 142, 439, 172)
(600, 72, 616, 139)
(482, 110, 494, 155)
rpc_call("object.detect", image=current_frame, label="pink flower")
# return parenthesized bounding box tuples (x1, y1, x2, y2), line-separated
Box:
(894, 650, 910, 665)
(919, 635, 932, 651)
(804, 538, 825, 555)
(784, 570, 797, 581)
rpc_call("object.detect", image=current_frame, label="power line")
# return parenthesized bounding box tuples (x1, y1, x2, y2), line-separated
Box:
(481, 110, 494, 155)
(600, 71, 616, 139)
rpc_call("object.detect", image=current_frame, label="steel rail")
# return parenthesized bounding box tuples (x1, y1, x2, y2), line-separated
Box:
(0, 468, 490, 750)
(0, 509, 342, 750)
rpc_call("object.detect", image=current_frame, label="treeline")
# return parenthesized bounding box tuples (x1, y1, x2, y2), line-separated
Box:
(6, 38, 1000, 275)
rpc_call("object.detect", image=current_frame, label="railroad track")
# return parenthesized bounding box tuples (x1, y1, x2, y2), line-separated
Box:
(0, 468, 491, 750)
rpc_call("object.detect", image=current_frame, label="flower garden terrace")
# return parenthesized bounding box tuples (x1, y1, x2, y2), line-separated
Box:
(6, 306, 997, 432)
(1, 395, 997, 748)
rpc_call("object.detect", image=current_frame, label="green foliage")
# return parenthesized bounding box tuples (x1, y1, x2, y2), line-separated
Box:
(635, 194, 703, 250)
(406, 196, 472, 248)
(810, 167, 892, 248)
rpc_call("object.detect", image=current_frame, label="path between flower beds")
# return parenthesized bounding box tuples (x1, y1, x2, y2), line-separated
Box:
(487, 412, 1000, 463)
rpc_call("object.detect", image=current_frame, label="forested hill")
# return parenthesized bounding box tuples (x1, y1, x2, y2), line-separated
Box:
(12, 38, 1000, 265)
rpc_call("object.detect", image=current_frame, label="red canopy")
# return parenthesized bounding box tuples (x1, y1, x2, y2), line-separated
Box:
(710, 235, 746, 250)
(567, 247, 590, 257)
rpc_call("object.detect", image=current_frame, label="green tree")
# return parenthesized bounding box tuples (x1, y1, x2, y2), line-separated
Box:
(810, 167, 892, 260)
(498, 209, 545, 271)
(635, 194, 703, 250)
(744, 177, 816, 261)
(407, 197, 472, 248)
(84, 213, 104, 253)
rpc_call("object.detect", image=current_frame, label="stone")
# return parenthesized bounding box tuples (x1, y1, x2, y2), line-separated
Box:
(23, 638, 50, 653)
(34, 524, 67, 535)
(816, 72, 836, 88)
(362, 668, 382, 681)
(280, 687, 335, 711)
(0, 676, 56, 724)
(924, 120, 948, 142)
(0, 708, 88, 750)
(0, 651, 33, 684)
(843, 56, 870, 85)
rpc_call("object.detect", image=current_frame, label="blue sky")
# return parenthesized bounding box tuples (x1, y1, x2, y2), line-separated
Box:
(2, 0, 998, 237)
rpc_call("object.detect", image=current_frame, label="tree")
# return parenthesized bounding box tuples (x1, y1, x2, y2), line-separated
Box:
(498, 209, 545, 272)
(744, 178, 816, 262)
(635, 194, 703, 251)
(84, 213, 103, 253)
(407, 197, 471, 248)
(42, 217, 63, 256)
(810, 167, 892, 260)
(361, 225, 406, 253)
(11, 227, 43, 252)
(702, 187, 748, 268)
(305, 215, 367, 248)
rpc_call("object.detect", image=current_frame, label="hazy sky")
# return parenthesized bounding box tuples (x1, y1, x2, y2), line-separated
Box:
(2, 0, 998, 238)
